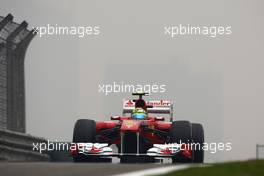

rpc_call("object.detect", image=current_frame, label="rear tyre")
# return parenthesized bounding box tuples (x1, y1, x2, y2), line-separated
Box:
(191, 123, 204, 163)
(169, 121, 193, 163)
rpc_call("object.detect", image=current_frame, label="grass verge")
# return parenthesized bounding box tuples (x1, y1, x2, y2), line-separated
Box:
(159, 160, 264, 176)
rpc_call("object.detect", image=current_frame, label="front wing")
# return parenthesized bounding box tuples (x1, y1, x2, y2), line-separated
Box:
(71, 143, 189, 159)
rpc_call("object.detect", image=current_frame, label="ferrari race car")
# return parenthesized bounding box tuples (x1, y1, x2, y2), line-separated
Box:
(71, 93, 204, 163)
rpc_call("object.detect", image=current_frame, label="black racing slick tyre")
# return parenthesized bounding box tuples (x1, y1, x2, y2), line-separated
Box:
(73, 119, 96, 143)
(73, 119, 98, 162)
(191, 123, 204, 163)
(169, 121, 193, 163)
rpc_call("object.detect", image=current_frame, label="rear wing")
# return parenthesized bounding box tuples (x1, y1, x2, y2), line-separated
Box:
(122, 100, 174, 122)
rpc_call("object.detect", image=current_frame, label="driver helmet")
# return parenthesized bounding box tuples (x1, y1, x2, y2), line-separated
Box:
(132, 108, 147, 119)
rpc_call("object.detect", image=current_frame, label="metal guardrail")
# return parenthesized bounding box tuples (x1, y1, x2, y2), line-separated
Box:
(0, 129, 49, 161)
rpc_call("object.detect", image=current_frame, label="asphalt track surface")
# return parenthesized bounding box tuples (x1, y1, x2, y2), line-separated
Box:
(0, 162, 184, 176)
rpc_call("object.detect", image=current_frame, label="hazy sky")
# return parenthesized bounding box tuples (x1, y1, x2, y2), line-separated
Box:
(1, 0, 264, 162)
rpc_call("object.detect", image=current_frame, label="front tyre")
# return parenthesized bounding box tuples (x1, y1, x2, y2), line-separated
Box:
(169, 121, 193, 163)
(73, 119, 96, 143)
(72, 119, 98, 162)
(191, 123, 204, 163)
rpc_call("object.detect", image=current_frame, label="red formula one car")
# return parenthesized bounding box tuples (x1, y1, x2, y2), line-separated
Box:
(71, 93, 204, 163)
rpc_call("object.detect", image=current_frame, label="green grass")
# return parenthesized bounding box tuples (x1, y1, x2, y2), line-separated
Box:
(160, 160, 264, 176)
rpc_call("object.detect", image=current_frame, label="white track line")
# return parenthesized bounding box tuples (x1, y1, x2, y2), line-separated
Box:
(112, 164, 193, 176)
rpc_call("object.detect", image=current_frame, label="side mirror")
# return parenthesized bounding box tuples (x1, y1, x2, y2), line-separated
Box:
(111, 116, 120, 120)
